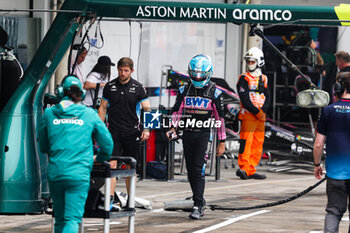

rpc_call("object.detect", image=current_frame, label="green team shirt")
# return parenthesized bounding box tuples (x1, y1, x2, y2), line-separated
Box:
(38, 98, 113, 182)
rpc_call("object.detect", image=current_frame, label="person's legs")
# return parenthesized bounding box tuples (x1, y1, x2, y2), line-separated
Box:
(110, 178, 117, 196)
(106, 132, 141, 209)
(185, 130, 210, 220)
(110, 134, 123, 196)
(183, 131, 209, 207)
(122, 133, 141, 194)
(49, 180, 89, 233)
(49, 181, 66, 233)
(249, 121, 265, 175)
(346, 179, 350, 233)
(324, 178, 347, 233)
(238, 119, 257, 176)
(61, 181, 89, 233)
(183, 132, 196, 193)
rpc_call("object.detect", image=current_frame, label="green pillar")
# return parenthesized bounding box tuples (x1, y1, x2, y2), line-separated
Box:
(0, 87, 43, 213)
(0, 0, 85, 213)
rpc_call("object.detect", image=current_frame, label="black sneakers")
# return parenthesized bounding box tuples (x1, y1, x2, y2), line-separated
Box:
(236, 169, 248, 180)
(189, 206, 205, 220)
(248, 173, 266, 180)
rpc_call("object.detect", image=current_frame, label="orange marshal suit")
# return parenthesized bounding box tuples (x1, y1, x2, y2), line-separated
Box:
(236, 72, 270, 176)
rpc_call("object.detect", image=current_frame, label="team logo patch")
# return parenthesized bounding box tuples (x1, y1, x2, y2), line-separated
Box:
(179, 85, 185, 94)
(185, 97, 210, 108)
(144, 110, 162, 129)
(250, 85, 257, 90)
(239, 86, 245, 93)
(111, 85, 117, 91)
(214, 89, 222, 98)
(53, 118, 84, 125)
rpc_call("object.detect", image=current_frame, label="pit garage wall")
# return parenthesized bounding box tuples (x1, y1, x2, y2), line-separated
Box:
(337, 27, 350, 53)
(2, 0, 349, 106)
(0, 0, 242, 107)
(80, 20, 242, 108)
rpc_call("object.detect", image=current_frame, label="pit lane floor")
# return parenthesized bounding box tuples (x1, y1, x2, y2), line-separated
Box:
(0, 159, 348, 233)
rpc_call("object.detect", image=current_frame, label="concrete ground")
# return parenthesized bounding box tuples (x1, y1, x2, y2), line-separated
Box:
(0, 158, 348, 233)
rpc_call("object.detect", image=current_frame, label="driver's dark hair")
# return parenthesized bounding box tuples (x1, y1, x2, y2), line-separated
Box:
(64, 85, 83, 103)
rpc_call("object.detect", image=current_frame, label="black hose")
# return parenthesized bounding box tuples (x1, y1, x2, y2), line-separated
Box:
(67, 28, 79, 74)
(210, 177, 326, 211)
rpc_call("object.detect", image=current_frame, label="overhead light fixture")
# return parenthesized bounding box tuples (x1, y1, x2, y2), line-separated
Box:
(296, 89, 330, 108)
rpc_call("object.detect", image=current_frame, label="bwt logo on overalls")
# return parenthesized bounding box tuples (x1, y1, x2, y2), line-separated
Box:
(185, 97, 210, 108)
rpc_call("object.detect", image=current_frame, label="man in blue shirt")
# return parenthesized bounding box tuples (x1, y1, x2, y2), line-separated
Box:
(314, 71, 350, 233)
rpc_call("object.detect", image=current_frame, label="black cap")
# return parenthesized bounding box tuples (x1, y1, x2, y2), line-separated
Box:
(98, 56, 115, 66)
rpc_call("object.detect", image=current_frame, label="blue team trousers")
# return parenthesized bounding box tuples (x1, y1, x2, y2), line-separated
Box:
(49, 180, 89, 233)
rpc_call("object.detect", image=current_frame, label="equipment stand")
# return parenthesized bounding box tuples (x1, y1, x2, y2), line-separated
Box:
(52, 157, 137, 233)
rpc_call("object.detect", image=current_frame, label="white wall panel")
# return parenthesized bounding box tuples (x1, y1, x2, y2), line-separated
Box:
(0, 0, 30, 16)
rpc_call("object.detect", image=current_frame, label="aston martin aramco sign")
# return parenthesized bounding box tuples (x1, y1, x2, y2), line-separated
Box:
(136, 6, 292, 22)
(92, 1, 350, 26)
